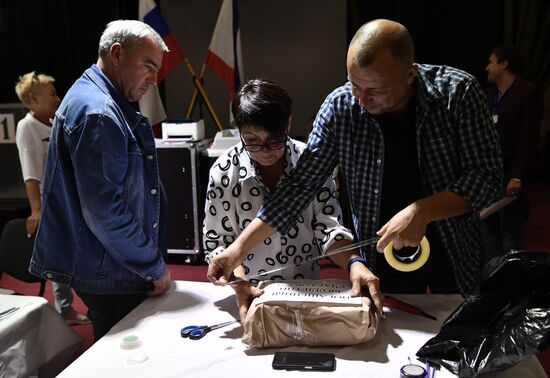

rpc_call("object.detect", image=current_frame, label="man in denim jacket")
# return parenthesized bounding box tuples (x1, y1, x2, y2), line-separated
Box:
(30, 20, 172, 341)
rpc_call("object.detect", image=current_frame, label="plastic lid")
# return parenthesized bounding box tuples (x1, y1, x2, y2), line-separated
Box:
(120, 335, 143, 350)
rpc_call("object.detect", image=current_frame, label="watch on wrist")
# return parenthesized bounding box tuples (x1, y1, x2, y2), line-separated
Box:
(347, 256, 368, 272)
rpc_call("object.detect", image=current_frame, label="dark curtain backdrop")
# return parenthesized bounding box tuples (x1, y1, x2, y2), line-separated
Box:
(1, 1, 548, 101)
(347, 0, 549, 94)
(502, 0, 550, 91)
(347, 0, 504, 86)
(0, 0, 137, 103)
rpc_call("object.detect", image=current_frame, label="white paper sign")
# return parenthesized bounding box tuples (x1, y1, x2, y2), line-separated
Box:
(255, 279, 362, 305)
(0, 114, 16, 143)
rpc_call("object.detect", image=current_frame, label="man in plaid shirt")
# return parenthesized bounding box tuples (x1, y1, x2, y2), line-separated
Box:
(208, 19, 501, 301)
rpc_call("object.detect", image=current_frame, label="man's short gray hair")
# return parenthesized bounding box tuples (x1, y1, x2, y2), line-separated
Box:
(98, 20, 169, 57)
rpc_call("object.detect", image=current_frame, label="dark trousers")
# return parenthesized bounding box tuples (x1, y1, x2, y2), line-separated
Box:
(481, 186, 528, 263)
(76, 291, 147, 342)
(376, 228, 458, 294)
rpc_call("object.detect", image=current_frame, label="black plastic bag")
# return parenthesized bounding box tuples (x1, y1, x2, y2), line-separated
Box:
(417, 250, 550, 377)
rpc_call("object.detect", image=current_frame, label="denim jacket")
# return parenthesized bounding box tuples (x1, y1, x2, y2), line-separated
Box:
(30, 65, 167, 294)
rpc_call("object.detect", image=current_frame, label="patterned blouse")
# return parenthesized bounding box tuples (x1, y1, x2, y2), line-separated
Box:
(203, 138, 353, 283)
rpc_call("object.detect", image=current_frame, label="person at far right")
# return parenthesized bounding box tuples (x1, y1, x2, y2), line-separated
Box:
(482, 44, 544, 260)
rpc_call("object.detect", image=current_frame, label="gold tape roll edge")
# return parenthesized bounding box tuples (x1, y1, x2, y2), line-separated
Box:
(383, 236, 430, 272)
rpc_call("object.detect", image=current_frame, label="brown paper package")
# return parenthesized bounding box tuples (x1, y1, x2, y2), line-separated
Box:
(242, 280, 379, 348)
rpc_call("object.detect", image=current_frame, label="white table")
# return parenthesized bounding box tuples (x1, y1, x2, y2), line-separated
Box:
(59, 281, 546, 378)
(0, 294, 83, 378)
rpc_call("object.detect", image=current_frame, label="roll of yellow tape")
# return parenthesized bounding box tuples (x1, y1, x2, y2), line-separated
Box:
(383, 236, 430, 272)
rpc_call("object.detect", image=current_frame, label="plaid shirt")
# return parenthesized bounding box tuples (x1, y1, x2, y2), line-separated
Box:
(259, 64, 502, 295)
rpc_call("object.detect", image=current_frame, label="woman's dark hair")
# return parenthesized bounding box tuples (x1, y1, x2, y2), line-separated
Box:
(231, 79, 292, 139)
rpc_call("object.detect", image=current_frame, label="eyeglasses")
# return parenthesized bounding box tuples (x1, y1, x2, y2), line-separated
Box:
(241, 136, 288, 152)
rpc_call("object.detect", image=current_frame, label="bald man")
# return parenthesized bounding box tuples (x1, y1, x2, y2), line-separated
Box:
(208, 19, 502, 299)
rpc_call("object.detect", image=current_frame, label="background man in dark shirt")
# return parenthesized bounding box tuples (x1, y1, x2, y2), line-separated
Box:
(483, 44, 544, 259)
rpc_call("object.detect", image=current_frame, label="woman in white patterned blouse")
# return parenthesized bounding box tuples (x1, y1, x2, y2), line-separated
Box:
(203, 79, 379, 321)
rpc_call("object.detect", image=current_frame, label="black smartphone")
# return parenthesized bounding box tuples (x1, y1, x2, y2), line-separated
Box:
(272, 351, 336, 371)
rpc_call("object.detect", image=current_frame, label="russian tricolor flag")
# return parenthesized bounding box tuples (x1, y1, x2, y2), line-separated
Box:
(206, 0, 244, 97)
(139, 0, 185, 125)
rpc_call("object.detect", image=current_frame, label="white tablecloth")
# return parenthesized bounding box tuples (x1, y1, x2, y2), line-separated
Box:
(59, 281, 546, 378)
(0, 294, 83, 378)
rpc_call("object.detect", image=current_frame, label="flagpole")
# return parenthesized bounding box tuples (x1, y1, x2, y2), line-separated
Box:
(186, 0, 243, 131)
(181, 58, 223, 131)
(186, 63, 207, 118)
